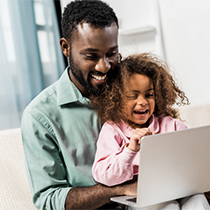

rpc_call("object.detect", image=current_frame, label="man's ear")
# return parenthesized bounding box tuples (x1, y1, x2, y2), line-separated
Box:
(59, 38, 70, 57)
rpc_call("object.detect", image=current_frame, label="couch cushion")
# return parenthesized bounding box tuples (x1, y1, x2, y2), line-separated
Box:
(178, 103, 210, 128)
(0, 128, 36, 210)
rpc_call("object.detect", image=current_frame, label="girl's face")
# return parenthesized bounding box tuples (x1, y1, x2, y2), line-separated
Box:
(123, 73, 155, 127)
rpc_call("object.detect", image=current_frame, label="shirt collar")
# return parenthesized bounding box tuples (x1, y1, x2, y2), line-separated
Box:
(118, 115, 160, 138)
(56, 67, 89, 105)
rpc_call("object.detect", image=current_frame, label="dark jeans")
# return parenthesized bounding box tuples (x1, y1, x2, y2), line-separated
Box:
(97, 202, 124, 210)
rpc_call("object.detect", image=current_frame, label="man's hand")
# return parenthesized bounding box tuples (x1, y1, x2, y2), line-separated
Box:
(120, 177, 138, 196)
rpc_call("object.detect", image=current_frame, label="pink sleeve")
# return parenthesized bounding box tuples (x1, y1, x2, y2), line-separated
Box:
(157, 116, 188, 133)
(92, 122, 138, 186)
(174, 119, 188, 130)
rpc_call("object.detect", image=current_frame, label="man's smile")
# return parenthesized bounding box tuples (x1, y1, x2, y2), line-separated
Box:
(91, 73, 107, 81)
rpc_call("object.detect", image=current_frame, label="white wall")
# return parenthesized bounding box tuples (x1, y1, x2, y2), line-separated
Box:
(159, 0, 210, 105)
(106, 0, 165, 58)
(60, 0, 210, 105)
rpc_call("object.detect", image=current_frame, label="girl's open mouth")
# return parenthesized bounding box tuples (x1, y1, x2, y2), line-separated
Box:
(133, 109, 148, 115)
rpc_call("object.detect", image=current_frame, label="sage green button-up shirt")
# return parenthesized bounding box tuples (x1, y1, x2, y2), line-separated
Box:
(21, 68, 101, 210)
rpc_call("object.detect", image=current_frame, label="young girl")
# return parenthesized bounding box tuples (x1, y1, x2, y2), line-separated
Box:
(91, 53, 209, 209)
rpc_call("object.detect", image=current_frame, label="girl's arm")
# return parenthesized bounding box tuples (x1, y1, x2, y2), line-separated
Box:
(92, 122, 138, 186)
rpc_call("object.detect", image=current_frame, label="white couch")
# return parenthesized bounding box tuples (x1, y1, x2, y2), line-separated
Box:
(178, 103, 210, 128)
(0, 103, 210, 209)
(0, 128, 37, 210)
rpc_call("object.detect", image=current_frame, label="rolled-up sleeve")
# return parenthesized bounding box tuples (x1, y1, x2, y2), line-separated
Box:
(21, 111, 71, 210)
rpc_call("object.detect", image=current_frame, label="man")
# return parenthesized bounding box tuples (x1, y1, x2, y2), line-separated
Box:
(21, 1, 136, 210)
(21, 1, 210, 210)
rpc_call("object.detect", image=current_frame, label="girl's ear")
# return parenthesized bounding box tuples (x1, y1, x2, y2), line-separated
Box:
(59, 38, 70, 57)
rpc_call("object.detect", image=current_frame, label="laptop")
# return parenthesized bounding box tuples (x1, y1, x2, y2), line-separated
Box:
(111, 125, 210, 208)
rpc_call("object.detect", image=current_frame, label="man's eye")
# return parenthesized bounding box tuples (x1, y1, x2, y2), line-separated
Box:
(106, 52, 117, 57)
(84, 54, 97, 59)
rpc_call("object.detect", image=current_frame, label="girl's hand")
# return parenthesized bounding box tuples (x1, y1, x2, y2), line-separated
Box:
(127, 128, 154, 152)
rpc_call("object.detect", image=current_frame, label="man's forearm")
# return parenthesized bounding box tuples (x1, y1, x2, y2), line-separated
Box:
(65, 181, 137, 210)
(65, 184, 122, 209)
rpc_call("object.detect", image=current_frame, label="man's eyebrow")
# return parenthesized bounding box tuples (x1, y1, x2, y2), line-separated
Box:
(109, 45, 118, 51)
(82, 45, 118, 53)
(82, 48, 99, 53)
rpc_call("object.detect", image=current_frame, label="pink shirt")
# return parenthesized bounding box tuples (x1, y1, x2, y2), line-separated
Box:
(92, 115, 188, 186)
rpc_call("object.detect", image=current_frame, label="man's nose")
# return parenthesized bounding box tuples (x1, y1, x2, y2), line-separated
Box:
(95, 57, 111, 73)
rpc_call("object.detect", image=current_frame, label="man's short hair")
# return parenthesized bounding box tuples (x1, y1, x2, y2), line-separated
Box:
(61, 0, 119, 42)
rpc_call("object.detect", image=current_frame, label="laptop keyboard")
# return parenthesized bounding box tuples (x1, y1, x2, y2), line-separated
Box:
(126, 197, 137, 203)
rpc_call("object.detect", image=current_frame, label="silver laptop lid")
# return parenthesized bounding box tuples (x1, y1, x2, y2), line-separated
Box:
(137, 125, 210, 208)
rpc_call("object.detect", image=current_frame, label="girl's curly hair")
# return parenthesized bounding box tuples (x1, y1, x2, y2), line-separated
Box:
(90, 53, 190, 125)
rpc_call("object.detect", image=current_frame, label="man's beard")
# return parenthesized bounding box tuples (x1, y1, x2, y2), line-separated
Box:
(69, 52, 106, 96)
